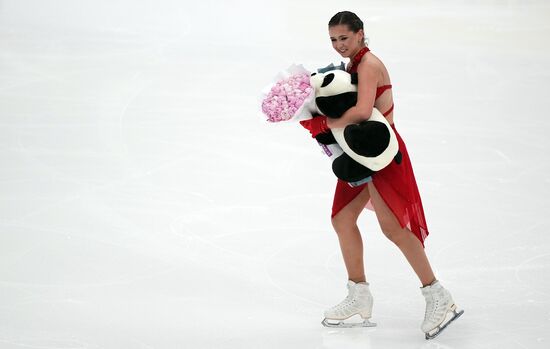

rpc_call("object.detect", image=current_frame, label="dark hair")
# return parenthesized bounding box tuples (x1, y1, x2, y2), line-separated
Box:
(328, 11, 364, 33)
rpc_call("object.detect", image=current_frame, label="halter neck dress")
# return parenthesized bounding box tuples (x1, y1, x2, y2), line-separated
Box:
(331, 46, 429, 245)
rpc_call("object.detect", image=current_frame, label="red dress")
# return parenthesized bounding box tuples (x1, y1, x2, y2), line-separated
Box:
(331, 47, 429, 246)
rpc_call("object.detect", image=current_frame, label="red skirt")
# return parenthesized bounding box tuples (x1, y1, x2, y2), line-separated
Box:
(331, 123, 429, 246)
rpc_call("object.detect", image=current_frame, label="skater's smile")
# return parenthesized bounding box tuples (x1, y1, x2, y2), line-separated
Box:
(329, 24, 364, 59)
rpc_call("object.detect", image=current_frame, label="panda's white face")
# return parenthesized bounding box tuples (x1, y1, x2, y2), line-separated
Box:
(310, 70, 359, 118)
(310, 70, 357, 98)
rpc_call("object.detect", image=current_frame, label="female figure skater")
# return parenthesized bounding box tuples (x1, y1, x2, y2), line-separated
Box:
(300, 11, 463, 339)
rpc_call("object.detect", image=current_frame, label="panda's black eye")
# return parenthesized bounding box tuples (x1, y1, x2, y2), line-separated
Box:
(321, 73, 335, 88)
(311, 72, 317, 76)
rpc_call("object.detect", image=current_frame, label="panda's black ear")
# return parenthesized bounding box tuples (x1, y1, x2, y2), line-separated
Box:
(351, 73, 359, 85)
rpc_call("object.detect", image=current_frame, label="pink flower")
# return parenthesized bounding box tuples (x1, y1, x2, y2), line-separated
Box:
(261, 73, 314, 122)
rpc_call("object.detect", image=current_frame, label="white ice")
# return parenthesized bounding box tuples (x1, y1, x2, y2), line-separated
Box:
(1, 0, 550, 348)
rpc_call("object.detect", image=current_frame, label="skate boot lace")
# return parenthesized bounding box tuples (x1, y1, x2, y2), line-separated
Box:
(424, 289, 449, 323)
(330, 287, 372, 313)
(331, 294, 355, 311)
(424, 293, 438, 320)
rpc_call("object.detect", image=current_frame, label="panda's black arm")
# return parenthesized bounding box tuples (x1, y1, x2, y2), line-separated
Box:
(315, 132, 337, 145)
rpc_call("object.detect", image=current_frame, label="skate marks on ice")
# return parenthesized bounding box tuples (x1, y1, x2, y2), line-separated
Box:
(514, 250, 550, 298)
(0, 337, 93, 349)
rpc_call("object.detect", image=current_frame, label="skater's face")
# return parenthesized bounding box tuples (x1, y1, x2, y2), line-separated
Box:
(329, 24, 364, 59)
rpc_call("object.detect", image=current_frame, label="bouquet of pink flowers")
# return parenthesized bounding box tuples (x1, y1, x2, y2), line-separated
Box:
(260, 64, 318, 123)
(260, 63, 345, 165)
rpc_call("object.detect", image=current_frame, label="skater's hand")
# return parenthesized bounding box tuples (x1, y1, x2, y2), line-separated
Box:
(299, 115, 330, 138)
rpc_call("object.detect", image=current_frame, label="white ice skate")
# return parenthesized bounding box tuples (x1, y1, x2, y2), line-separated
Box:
(321, 280, 376, 328)
(421, 280, 463, 339)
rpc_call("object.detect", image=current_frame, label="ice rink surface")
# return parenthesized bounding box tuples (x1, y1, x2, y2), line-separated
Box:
(1, 0, 549, 348)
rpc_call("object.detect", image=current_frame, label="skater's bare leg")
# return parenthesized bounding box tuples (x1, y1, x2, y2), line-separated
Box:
(331, 185, 371, 284)
(323, 185, 375, 328)
(368, 182, 436, 286)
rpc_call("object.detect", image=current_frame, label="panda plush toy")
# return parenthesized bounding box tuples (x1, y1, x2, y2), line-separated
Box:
(309, 69, 402, 184)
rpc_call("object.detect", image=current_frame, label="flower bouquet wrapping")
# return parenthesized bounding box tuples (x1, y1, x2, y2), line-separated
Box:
(260, 64, 343, 161)
(260, 64, 318, 123)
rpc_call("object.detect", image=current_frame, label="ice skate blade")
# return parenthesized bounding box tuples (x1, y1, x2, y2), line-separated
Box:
(322, 318, 377, 328)
(425, 308, 464, 340)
